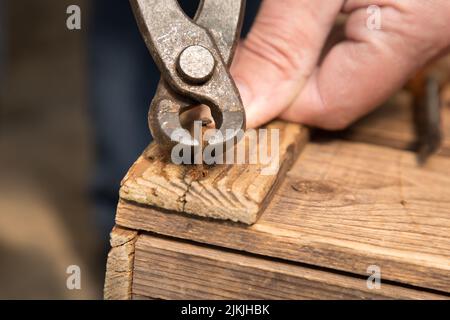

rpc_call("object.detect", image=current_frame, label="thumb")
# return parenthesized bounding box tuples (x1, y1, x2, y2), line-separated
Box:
(231, 0, 343, 128)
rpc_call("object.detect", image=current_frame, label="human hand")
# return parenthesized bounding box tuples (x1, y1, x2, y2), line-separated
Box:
(231, 0, 450, 129)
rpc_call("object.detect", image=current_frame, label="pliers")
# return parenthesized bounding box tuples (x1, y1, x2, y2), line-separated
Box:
(130, 0, 246, 152)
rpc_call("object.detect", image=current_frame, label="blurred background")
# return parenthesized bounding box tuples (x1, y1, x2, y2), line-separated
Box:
(0, 0, 260, 299)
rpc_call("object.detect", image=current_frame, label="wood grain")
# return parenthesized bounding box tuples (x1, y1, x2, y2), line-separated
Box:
(117, 140, 450, 293)
(342, 93, 417, 150)
(342, 54, 450, 157)
(104, 226, 138, 300)
(120, 121, 308, 224)
(132, 234, 446, 300)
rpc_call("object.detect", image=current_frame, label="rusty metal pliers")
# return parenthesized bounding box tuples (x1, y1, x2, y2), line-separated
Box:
(130, 0, 246, 152)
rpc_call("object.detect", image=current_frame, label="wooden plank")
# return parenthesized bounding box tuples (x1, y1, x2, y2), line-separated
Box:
(341, 93, 416, 150)
(117, 140, 450, 293)
(132, 294, 157, 300)
(132, 234, 446, 300)
(342, 92, 450, 156)
(120, 121, 308, 224)
(104, 226, 138, 300)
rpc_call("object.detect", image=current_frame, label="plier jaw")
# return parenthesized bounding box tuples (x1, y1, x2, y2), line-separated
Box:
(130, 0, 246, 153)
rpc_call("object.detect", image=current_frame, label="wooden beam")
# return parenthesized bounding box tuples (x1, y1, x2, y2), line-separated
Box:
(119, 121, 308, 224)
(117, 140, 450, 293)
(104, 226, 138, 300)
(132, 233, 446, 299)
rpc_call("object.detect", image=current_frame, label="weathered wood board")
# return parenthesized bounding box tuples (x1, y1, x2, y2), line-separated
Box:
(130, 233, 445, 300)
(108, 58, 450, 298)
(119, 121, 308, 224)
(104, 226, 137, 300)
(341, 86, 450, 157)
(117, 140, 450, 293)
